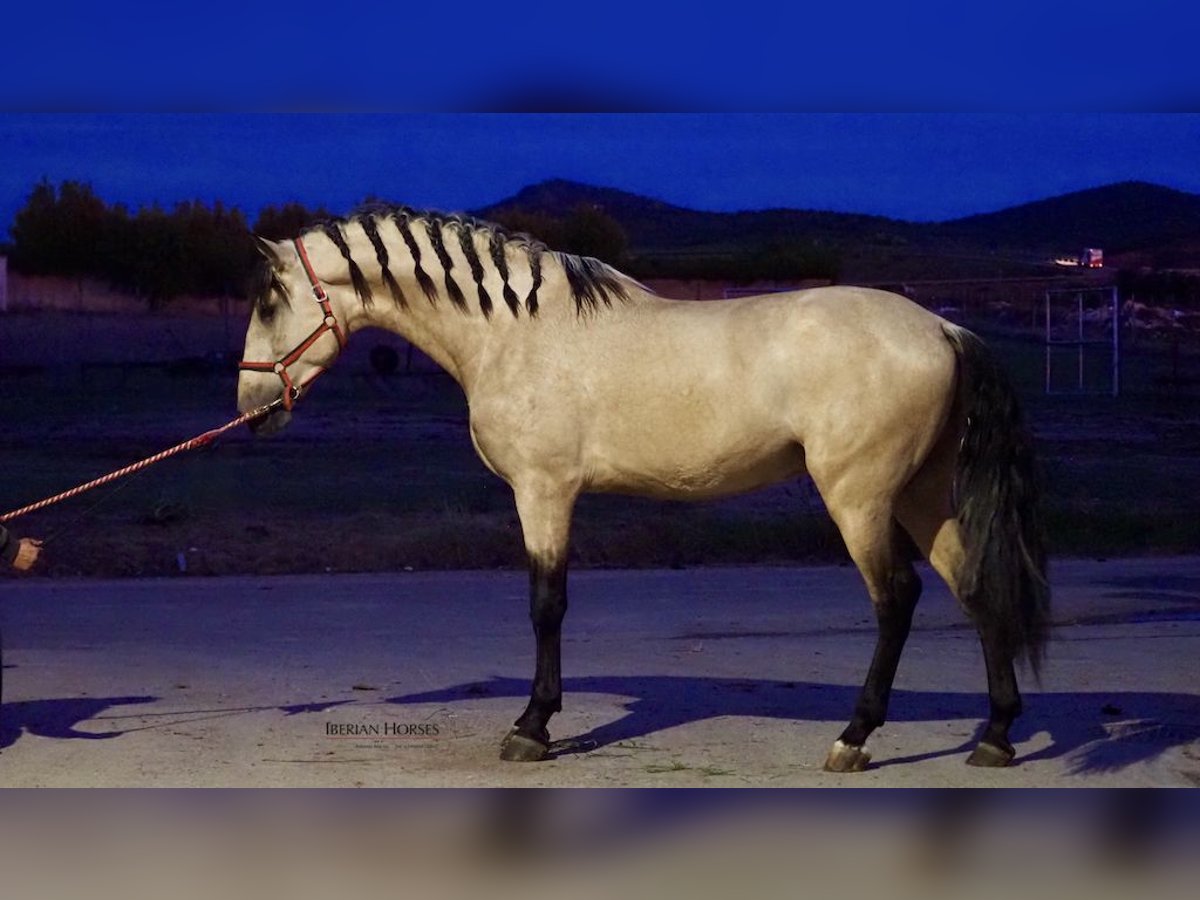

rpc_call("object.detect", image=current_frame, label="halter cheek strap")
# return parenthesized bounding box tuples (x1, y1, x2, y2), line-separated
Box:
(238, 237, 348, 411)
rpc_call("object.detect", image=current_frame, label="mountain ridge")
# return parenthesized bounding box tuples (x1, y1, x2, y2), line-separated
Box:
(477, 178, 1200, 259)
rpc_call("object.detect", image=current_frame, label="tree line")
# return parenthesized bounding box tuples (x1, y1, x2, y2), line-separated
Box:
(4, 180, 840, 306)
(4, 180, 332, 305)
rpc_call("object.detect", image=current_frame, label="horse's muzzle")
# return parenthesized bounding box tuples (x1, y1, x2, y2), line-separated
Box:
(247, 406, 292, 437)
(238, 379, 294, 437)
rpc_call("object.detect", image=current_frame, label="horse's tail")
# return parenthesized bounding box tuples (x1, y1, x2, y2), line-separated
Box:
(941, 323, 1051, 675)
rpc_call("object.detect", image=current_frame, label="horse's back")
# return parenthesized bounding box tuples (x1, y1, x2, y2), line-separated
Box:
(650, 285, 958, 431)
(591, 286, 956, 497)
(468, 284, 959, 501)
(751, 284, 950, 345)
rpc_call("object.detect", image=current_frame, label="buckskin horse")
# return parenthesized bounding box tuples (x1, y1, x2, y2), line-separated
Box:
(237, 206, 1049, 772)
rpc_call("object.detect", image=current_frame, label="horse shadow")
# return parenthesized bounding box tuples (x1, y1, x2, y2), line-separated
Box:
(0, 697, 358, 750)
(385, 675, 1200, 774)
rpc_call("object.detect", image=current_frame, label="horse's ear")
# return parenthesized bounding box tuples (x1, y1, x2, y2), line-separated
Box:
(252, 235, 287, 268)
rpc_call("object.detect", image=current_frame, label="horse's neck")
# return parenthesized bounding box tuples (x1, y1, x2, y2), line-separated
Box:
(304, 221, 501, 386)
(306, 216, 640, 387)
(352, 295, 493, 387)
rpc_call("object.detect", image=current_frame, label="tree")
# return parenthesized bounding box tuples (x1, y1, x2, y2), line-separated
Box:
(560, 203, 628, 265)
(9, 179, 110, 276)
(173, 200, 256, 296)
(491, 203, 628, 265)
(253, 202, 333, 241)
(489, 208, 564, 248)
(8, 179, 265, 303)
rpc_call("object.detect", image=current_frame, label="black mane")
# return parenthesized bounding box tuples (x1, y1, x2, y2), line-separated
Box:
(299, 204, 630, 318)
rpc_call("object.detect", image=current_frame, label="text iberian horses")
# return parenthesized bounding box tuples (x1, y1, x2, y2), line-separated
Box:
(237, 207, 1049, 772)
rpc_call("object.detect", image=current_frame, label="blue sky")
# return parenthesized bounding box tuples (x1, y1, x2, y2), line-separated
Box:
(2, 3, 1199, 236)
(2, 114, 1200, 237)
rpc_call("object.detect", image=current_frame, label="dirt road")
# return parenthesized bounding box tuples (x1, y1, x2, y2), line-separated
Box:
(2, 558, 1197, 786)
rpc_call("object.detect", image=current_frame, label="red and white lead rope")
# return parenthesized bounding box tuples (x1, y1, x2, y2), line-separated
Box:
(0, 400, 282, 525)
(3, 237, 339, 526)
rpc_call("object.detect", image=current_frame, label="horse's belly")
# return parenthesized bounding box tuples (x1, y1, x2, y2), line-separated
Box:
(586, 440, 807, 500)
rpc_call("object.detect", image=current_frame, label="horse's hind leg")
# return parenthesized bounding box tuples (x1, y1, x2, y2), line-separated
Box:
(897, 481, 1021, 767)
(499, 478, 577, 763)
(823, 507, 923, 773)
(966, 625, 1022, 766)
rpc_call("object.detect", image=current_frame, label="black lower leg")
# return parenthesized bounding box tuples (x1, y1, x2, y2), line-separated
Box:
(510, 559, 567, 749)
(968, 625, 1022, 765)
(837, 565, 922, 749)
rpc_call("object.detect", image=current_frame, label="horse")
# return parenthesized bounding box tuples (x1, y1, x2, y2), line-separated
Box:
(236, 205, 1050, 772)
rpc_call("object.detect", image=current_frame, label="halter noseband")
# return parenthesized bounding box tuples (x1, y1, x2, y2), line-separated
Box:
(238, 237, 348, 411)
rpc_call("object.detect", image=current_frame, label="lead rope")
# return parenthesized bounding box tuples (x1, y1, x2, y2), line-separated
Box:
(0, 399, 283, 525)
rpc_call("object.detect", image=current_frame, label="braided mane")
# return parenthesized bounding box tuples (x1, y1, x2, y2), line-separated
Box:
(301, 204, 631, 318)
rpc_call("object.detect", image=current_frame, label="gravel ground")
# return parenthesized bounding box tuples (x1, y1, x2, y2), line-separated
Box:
(2, 557, 1197, 787)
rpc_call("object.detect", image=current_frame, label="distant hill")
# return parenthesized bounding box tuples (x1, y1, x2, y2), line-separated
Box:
(476, 178, 1200, 277)
(478, 178, 920, 253)
(934, 181, 1200, 253)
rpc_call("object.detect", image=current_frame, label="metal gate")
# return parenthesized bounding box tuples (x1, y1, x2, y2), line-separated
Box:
(1044, 286, 1120, 396)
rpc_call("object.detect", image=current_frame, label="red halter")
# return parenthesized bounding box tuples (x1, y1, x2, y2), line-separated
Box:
(238, 237, 348, 411)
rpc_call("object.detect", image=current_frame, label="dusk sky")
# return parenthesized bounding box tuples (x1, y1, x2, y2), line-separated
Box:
(3, 3, 1199, 236)
(2, 114, 1200, 237)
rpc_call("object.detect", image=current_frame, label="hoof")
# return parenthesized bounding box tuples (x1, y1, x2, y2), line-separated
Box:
(823, 739, 872, 773)
(966, 741, 1015, 767)
(499, 729, 549, 762)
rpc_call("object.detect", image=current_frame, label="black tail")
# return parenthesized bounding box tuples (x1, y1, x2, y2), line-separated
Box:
(942, 324, 1051, 674)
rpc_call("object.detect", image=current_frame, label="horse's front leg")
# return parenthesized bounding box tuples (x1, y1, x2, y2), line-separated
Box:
(499, 479, 577, 762)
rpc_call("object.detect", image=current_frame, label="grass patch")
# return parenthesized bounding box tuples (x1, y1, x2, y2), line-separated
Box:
(2, 344, 1199, 578)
